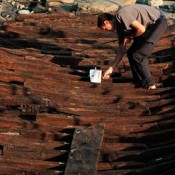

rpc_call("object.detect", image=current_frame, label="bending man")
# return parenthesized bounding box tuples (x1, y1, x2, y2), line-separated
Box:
(97, 4, 167, 89)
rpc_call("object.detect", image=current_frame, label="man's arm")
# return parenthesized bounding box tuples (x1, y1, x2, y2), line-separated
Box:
(103, 40, 127, 80)
(130, 20, 146, 37)
(103, 20, 145, 80)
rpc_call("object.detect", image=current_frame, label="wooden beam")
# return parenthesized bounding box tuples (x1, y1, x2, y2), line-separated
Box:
(64, 125, 104, 175)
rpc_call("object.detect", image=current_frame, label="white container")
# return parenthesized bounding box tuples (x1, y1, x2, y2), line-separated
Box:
(89, 68, 102, 83)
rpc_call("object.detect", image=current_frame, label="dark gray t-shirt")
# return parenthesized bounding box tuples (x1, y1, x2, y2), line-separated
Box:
(115, 4, 163, 44)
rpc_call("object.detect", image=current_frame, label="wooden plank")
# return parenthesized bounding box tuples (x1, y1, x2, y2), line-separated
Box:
(64, 125, 104, 175)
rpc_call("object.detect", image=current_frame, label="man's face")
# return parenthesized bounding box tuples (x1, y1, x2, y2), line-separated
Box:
(101, 20, 113, 31)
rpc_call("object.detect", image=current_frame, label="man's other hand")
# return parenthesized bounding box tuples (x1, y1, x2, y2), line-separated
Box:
(103, 67, 113, 80)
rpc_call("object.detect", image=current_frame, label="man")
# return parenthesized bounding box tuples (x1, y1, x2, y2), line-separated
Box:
(97, 4, 167, 89)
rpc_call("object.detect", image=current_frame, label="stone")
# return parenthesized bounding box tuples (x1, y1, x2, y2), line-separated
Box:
(123, 0, 137, 5)
(18, 9, 30, 14)
(47, 2, 62, 7)
(148, 0, 163, 8)
(47, 0, 74, 3)
(136, 0, 148, 5)
(74, 0, 136, 13)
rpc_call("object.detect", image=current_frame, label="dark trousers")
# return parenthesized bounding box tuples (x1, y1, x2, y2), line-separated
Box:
(127, 17, 168, 88)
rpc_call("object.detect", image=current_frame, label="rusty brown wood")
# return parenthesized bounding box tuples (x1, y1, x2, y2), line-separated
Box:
(0, 164, 63, 175)
(0, 156, 64, 170)
(3, 145, 68, 160)
(0, 10, 174, 175)
(97, 159, 175, 175)
(64, 125, 104, 175)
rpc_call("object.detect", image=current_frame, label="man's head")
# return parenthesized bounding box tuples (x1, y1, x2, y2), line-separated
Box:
(97, 13, 115, 31)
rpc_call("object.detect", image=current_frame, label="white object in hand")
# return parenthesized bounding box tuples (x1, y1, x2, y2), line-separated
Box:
(89, 67, 102, 83)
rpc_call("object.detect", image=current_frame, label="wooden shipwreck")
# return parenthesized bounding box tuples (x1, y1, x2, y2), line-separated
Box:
(0, 11, 174, 175)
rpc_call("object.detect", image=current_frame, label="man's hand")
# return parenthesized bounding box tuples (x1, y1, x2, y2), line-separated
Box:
(103, 66, 113, 80)
(103, 39, 127, 80)
(124, 36, 132, 45)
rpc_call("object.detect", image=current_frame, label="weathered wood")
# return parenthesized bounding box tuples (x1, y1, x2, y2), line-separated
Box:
(64, 125, 104, 175)
(0, 10, 174, 175)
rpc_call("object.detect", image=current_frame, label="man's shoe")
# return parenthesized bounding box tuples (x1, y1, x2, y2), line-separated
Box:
(148, 85, 156, 90)
(134, 82, 142, 88)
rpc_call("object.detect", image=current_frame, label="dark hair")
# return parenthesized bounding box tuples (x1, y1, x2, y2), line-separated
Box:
(97, 13, 114, 28)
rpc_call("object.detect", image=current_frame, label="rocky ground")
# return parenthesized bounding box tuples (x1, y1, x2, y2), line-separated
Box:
(2, 0, 175, 15)
(15, 0, 175, 25)
(27, 0, 175, 22)
(0, 1, 174, 175)
(0, 10, 174, 175)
